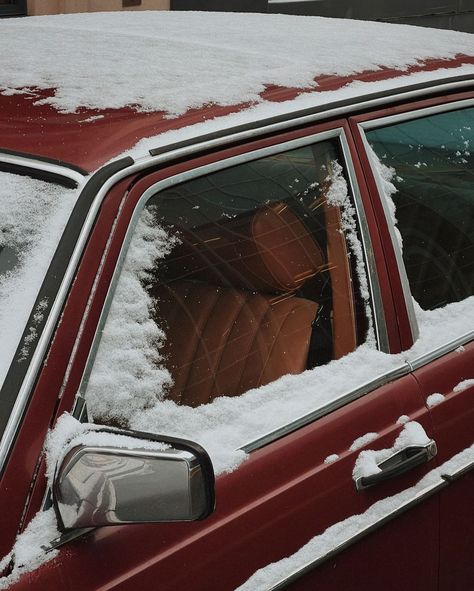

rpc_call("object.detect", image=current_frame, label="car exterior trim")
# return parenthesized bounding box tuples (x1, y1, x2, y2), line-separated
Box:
(147, 76, 473, 163)
(0, 152, 86, 188)
(357, 97, 474, 346)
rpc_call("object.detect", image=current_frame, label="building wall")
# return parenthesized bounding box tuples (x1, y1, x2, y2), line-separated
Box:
(28, 0, 169, 15)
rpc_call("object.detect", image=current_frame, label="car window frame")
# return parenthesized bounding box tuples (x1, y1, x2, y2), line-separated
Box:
(75, 124, 394, 455)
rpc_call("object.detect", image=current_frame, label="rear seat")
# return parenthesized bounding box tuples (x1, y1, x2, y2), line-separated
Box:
(151, 202, 325, 407)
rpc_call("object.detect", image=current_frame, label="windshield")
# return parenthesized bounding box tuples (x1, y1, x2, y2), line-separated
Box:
(0, 170, 79, 388)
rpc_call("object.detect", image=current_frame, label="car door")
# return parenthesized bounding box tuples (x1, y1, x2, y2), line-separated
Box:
(3, 120, 439, 590)
(352, 92, 474, 591)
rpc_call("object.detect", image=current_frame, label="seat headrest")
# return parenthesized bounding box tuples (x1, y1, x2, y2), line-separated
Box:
(163, 202, 325, 294)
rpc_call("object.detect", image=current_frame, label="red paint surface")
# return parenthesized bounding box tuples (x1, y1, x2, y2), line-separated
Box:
(0, 54, 472, 172)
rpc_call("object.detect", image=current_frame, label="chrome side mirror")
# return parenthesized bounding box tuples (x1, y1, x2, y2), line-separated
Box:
(52, 428, 215, 531)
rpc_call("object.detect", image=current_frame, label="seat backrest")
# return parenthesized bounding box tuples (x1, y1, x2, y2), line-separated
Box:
(152, 202, 323, 407)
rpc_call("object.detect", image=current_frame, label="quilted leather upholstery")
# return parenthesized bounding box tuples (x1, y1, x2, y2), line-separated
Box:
(153, 281, 318, 407)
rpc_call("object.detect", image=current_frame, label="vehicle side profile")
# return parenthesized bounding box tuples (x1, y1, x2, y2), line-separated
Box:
(0, 11, 473, 590)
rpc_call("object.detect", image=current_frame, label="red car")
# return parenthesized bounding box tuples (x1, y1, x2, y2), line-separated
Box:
(0, 11, 473, 590)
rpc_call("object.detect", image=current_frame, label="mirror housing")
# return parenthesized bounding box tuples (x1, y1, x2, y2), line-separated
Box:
(52, 428, 215, 531)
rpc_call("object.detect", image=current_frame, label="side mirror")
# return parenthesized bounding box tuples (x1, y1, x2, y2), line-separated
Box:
(52, 427, 215, 531)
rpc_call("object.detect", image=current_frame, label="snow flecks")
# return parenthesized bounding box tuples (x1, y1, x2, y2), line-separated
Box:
(236, 442, 474, 591)
(455, 345, 465, 353)
(324, 454, 339, 465)
(453, 379, 474, 393)
(426, 393, 445, 408)
(352, 422, 430, 480)
(0, 509, 59, 590)
(0, 173, 79, 386)
(86, 208, 178, 425)
(349, 432, 378, 452)
(18, 298, 48, 362)
(1, 12, 473, 116)
(325, 161, 375, 346)
(368, 147, 403, 249)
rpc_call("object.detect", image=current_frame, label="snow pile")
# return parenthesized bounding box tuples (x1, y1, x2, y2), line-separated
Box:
(349, 432, 378, 452)
(367, 147, 404, 249)
(0, 173, 79, 387)
(453, 379, 474, 392)
(0, 508, 59, 590)
(324, 454, 339, 465)
(426, 393, 445, 408)
(353, 421, 430, 479)
(85, 208, 177, 425)
(1, 12, 473, 115)
(236, 442, 474, 591)
(325, 161, 375, 345)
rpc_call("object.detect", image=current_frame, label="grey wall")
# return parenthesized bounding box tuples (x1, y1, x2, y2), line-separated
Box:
(267, 0, 474, 32)
(170, 0, 474, 32)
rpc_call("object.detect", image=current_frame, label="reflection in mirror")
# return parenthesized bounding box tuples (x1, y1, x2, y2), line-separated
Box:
(54, 441, 214, 530)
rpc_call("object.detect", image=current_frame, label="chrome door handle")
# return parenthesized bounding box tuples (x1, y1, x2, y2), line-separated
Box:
(355, 440, 437, 491)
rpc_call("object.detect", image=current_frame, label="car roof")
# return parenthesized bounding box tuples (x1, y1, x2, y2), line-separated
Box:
(1, 11, 473, 172)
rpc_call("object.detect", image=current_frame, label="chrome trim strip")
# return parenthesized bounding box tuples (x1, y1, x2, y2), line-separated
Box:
(240, 362, 409, 453)
(0, 153, 86, 186)
(408, 329, 474, 371)
(146, 78, 473, 164)
(1, 79, 471, 472)
(339, 133, 389, 352)
(358, 130, 420, 342)
(442, 459, 474, 481)
(266, 476, 447, 591)
(358, 98, 474, 345)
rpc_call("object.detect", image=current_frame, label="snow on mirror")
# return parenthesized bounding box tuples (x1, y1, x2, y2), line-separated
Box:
(52, 423, 215, 530)
(82, 139, 376, 473)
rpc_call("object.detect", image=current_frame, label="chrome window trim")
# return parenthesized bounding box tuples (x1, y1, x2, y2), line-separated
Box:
(78, 127, 388, 400)
(407, 328, 474, 371)
(241, 362, 409, 453)
(339, 132, 389, 352)
(0, 153, 86, 186)
(358, 98, 474, 345)
(1, 78, 471, 472)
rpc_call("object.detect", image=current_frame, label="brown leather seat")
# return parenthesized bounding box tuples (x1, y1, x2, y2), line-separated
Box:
(152, 202, 323, 407)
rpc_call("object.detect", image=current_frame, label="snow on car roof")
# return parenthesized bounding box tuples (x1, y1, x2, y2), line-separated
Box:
(0, 11, 473, 170)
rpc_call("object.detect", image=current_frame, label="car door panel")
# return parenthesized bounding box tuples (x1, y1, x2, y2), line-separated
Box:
(8, 372, 439, 590)
(411, 339, 474, 590)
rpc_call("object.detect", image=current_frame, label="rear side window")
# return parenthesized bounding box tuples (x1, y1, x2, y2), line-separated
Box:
(82, 137, 373, 429)
(367, 106, 474, 310)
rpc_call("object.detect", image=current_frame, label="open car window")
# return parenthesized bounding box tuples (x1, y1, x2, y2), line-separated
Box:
(81, 137, 375, 471)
